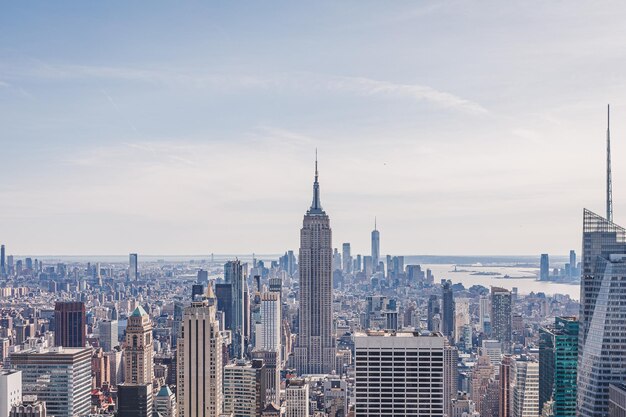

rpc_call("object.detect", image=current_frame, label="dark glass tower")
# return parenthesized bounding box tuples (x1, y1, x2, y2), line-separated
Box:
(441, 280, 455, 337)
(54, 301, 86, 348)
(539, 316, 578, 417)
(490, 287, 512, 353)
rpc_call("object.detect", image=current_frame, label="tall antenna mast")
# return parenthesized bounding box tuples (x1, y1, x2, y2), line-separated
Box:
(606, 104, 613, 223)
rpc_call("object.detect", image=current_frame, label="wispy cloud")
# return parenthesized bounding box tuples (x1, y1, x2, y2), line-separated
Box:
(13, 62, 487, 114)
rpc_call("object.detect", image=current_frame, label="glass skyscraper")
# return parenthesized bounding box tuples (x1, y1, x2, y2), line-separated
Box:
(577, 209, 626, 417)
(539, 316, 578, 417)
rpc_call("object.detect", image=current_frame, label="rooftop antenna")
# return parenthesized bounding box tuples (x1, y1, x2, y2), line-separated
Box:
(606, 104, 613, 223)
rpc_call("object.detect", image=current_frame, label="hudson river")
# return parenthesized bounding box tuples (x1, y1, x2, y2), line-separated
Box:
(423, 264, 580, 300)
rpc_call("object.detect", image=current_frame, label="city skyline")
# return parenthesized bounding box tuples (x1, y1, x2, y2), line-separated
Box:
(3, 2, 626, 255)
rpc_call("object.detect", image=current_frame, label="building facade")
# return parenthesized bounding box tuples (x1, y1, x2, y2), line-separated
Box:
(294, 159, 336, 374)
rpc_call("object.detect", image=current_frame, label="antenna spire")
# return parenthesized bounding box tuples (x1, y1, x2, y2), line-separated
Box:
(606, 104, 613, 223)
(308, 149, 323, 214)
(374, 216, 377, 231)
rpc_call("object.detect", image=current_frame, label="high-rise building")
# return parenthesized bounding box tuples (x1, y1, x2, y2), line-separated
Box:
(129, 253, 138, 281)
(124, 306, 153, 385)
(539, 317, 578, 417)
(10, 347, 91, 417)
(441, 280, 455, 337)
(470, 351, 495, 415)
(294, 157, 336, 375)
(254, 291, 281, 404)
(342, 243, 351, 274)
(177, 285, 223, 417)
(223, 359, 265, 417)
(0, 245, 5, 276)
(540, 254, 550, 281)
(117, 384, 153, 417)
(9, 398, 47, 417)
(224, 260, 248, 359)
(0, 370, 22, 417)
(54, 301, 86, 348)
(197, 269, 208, 285)
(354, 330, 450, 417)
(371, 219, 380, 270)
(569, 250, 577, 277)
(99, 319, 118, 352)
(578, 209, 626, 417)
(511, 357, 539, 417)
(482, 340, 502, 376)
(285, 378, 309, 417)
(479, 295, 491, 335)
(609, 384, 626, 417)
(490, 287, 512, 353)
(427, 295, 440, 332)
(499, 355, 514, 417)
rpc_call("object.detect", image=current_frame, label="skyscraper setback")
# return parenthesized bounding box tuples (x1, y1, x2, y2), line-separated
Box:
(294, 157, 336, 374)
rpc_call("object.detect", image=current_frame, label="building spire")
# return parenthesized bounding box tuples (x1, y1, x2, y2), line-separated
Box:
(309, 149, 323, 214)
(606, 104, 613, 223)
(374, 216, 377, 231)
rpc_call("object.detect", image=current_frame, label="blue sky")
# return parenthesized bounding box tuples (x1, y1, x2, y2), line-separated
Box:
(1, 1, 626, 255)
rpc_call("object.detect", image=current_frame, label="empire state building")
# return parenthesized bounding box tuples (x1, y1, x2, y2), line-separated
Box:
(294, 157, 336, 374)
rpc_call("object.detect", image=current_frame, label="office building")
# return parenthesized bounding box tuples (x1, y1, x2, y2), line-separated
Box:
(224, 260, 248, 359)
(99, 319, 118, 352)
(129, 253, 138, 280)
(285, 378, 309, 417)
(482, 340, 502, 376)
(0, 245, 4, 276)
(427, 294, 440, 332)
(499, 355, 513, 417)
(223, 359, 265, 417)
(155, 385, 177, 417)
(539, 317, 578, 417)
(177, 285, 223, 417)
(609, 384, 626, 417)
(10, 347, 91, 417)
(54, 301, 86, 348)
(511, 357, 539, 417)
(441, 280, 455, 337)
(491, 287, 512, 353)
(254, 291, 281, 404)
(124, 306, 153, 385)
(540, 254, 550, 281)
(197, 269, 208, 285)
(117, 384, 153, 417)
(569, 250, 577, 276)
(578, 209, 626, 417)
(354, 330, 449, 417)
(342, 242, 351, 274)
(0, 370, 22, 417)
(294, 157, 336, 374)
(371, 220, 380, 271)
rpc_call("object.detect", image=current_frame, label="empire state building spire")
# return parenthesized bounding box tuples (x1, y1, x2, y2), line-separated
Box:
(308, 150, 324, 215)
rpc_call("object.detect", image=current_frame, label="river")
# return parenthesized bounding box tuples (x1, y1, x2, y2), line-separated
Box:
(422, 264, 580, 300)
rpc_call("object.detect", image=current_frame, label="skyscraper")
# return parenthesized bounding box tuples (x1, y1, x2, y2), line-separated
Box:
(285, 378, 309, 417)
(10, 347, 92, 417)
(540, 254, 550, 281)
(354, 331, 449, 417)
(539, 316, 578, 417)
(511, 357, 539, 417)
(254, 292, 281, 404)
(99, 319, 118, 352)
(54, 301, 86, 348)
(490, 287, 512, 353)
(129, 253, 138, 281)
(225, 260, 248, 359)
(177, 285, 223, 417)
(124, 306, 153, 385)
(0, 244, 5, 276)
(371, 219, 380, 270)
(441, 279, 455, 337)
(427, 294, 440, 332)
(569, 250, 577, 276)
(294, 156, 336, 375)
(342, 242, 351, 274)
(223, 359, 265, 417)
(578, 209, 626, 417)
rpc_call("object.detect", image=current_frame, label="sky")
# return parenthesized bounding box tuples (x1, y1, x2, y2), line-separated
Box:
(2, 1, 626, 256)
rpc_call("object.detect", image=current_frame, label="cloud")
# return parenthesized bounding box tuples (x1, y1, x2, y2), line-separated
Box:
(327, 76, 489, 114)
(15, 62, 487, 114)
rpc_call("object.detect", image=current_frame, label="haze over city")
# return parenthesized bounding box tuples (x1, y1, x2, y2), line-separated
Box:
(3, 2, 626, 255)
